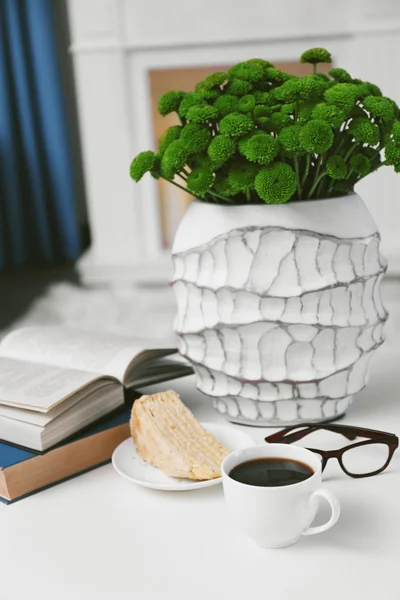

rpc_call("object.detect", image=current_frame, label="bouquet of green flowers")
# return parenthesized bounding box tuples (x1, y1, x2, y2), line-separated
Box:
(130, 48, 400, 205)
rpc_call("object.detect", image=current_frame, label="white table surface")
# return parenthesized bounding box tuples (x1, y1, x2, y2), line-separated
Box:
(1, 281, 399, 600)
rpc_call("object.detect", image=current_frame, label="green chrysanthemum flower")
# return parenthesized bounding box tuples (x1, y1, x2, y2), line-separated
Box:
(269, 112, 292, 133)
(207, 135, 236, 169)
(363, 96, 396, 122)
(253, 105, 270, 119)
(178, 93, 206, 118)
(300, 48, 332, 65)
(366, 82, 382, 97)
(238, 94, 256, 113)
(186, 104, 218, 123)
(326, 155, 347, 179)
(246, 58, 274, 70)
(227, 160, 259, 193)
(265, 68, 291, 84)
(278, 125, 306, 157)
(197, 88, 221, 101)
(298, 75, 328, 100)
(385, 140, 400, 166)
(297, 102, 314, 123)
(299, 119, 334, 153)
(255, 162, 297, 204)
(228, 61, 265, 83)
(196, 72, 227, 91)
(158, 126, 182, 156)
(180, 123, 212, 154)
(130, 151, 157, 182)
(157, 90, 184, 116)
(329, 68, 352, 83)
(324, 83, 358, 112)
(214, 94, 239, 117)
(392, 121, 400, 144)
(281, 103, 296, 115)
(350, 154, 371, 177)
(312, 103, 347, 127)
(316, 73, 331, 82)
(256, 117, 270, 131)
(224, 78, 253, 96)
(348, 118, 380, 145)
(187, 167, 214, 198)
(219, 112, 254, 137)
(238, 133, 278, 165)
(253, 91, 270, 105)
(273, 79, 301, 103)
(160, 140, 188, 178)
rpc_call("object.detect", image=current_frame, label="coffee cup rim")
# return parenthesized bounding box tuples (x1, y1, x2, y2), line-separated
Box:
(221, 443, 322, 490)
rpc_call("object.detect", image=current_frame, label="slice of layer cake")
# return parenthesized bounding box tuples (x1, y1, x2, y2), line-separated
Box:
(130, 390, 230, 480)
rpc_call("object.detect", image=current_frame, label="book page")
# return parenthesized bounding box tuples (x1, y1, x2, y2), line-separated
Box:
(0, 327, 147, 382)
(0, 357, 103, 412)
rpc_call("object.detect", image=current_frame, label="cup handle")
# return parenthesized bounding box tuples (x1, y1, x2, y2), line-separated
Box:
(302, 488, 341, 536)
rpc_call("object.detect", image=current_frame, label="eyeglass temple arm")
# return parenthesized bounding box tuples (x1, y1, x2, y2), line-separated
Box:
(265, 424, 358, 444)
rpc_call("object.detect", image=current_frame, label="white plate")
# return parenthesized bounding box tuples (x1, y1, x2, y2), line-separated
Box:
(112, 422, 255, 491)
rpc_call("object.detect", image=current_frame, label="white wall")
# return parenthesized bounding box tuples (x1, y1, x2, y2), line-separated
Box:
(67, 0, 400, 284)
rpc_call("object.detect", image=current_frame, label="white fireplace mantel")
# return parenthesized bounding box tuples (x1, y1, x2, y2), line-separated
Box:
(66, 0, 400, 285)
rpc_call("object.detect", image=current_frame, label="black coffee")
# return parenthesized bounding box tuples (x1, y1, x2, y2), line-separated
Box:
(229, 458, 314, 487)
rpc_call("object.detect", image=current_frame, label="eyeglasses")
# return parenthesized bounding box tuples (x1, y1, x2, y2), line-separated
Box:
(265, 424, 399, 478)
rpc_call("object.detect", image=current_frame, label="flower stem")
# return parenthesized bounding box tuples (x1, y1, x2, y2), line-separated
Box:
(301, 154, 311, 186)
(308, 172, 327, 198)
(344, 144, 358, 162)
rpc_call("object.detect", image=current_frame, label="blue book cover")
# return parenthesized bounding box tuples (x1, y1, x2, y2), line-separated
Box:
(0, 391, 140, 504)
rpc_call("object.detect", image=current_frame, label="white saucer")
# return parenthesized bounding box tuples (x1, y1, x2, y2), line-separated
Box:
(112, 422, 255, 491)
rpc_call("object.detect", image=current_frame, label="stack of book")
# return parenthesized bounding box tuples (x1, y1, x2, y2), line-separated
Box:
(0, 326, 192, 503)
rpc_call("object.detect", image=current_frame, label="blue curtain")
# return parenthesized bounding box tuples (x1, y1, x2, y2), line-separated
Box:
(0, 0, 80, 270)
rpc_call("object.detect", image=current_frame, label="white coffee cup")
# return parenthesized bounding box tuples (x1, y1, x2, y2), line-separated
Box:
(221, 443, 340, 549)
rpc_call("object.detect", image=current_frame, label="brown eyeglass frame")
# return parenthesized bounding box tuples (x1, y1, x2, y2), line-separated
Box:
(265, 423, 399, 478)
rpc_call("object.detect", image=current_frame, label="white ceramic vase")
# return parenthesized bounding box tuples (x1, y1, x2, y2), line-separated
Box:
(172, 194, 388, 426)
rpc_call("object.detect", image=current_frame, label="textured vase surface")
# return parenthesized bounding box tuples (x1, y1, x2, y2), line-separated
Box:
(172, 194, 388, 426)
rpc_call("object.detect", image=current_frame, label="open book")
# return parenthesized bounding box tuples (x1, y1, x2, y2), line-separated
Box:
(0, 327, 191, 451)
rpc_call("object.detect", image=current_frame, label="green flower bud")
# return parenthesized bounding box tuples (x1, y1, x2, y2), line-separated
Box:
(300, 48, 332, 65)
(130, 151, 157, 182)
(219, 112, 254, 137)
(312, 103, 347, 127)
(180, 123, 212, 154)
(228, 61, 265, 83)
(326, 155, 347, 179)
(246, 58, 274, 71)
(238, 94, 256, 113)
(297, 102, 314, 123)
(157, 91, 184, 116)
(207, 135, 236, 169)
(324, 83, 358, 112)
(178, 93, 205, 118)
(366, 82, 382, 97)
(363, 96, 396, 122)
(299, 119, 334, 153)
(187, 167, 214, 198)
(256, 117, 270, 131)
(329, 68, 352, 83)
(238, 133, 278, 165)
(278, 125, 306, 157)
(214, 94, 239, 117)
(253, 91, 270, 105)
(255, 162, 297, 204)
(253, 105, 270, 118)
(228, 160, 259, 193)
(281, 103, 296, 115)
(349, 154, 371, 176)
(158, 126, 182, 156)
(186, 104, 218, 123)
(224, 78, 253, 96)
(348, 118, 380, 145)
(160, 140, 188, 178)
